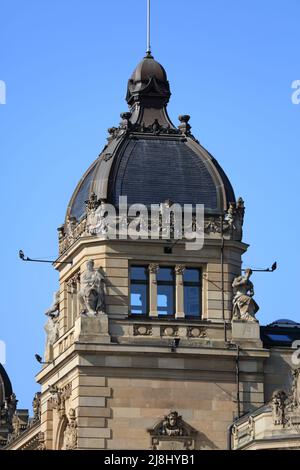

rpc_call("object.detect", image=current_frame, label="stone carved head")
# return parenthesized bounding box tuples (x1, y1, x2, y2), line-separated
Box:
(86, 259, 95, 270)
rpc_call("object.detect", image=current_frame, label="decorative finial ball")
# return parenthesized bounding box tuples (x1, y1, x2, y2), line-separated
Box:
(178, 115, 191, 123)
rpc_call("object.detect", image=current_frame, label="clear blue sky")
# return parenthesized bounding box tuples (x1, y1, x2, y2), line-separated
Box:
(1, 0, 299, 410)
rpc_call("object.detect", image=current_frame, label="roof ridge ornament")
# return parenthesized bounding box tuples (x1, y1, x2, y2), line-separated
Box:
(146, 0, 151, 57)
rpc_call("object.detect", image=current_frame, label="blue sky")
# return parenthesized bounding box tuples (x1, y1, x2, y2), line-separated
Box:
(1, 0, 299, 410)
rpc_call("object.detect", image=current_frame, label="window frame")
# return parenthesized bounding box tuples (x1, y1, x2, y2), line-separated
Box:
(156, 266, 176, 317)
(183, 268, 202, 319)
(129, 264, 203, 320)
(129, 265, 149, 316)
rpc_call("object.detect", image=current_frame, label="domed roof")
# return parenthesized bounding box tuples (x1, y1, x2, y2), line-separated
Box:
(130, 53, 168, 83)
(108, 138, 234, 209)
(269, 319, 300, 328)
(0, 364, 12, 406)
(126, 53, 171, 108)
(66, 55, 235, 223)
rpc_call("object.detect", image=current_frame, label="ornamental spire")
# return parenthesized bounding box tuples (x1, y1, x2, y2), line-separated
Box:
(146, 0, 152, 57)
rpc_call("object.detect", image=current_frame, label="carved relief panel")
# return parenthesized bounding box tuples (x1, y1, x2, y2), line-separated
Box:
(148, 411, 198, 450)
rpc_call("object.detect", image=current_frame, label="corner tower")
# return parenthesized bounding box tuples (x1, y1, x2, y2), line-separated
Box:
(34, 52, 268, 451)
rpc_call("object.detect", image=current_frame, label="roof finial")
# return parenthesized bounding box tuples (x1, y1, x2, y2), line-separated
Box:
(146, 0, 152, 57)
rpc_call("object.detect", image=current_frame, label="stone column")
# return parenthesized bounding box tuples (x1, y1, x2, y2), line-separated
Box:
(175, 265, 185, 319)
(67, 272, 80, 330)
(148, 264, 159, 317)
(60, 284, 68, 336)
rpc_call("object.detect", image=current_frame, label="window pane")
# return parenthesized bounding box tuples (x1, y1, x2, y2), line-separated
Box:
(157, 285, 174, 316)
(184, 269, 200, 283)
(266, 334, 292, 342)
(130, 284, 147, 315)
(184, 286, 200, 317)
(131, 266, 147, 281)
(157, 268, 173, 282)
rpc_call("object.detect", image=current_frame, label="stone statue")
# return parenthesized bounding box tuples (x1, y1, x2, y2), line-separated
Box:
(78, 260, 106, 316)
(7, 393, 18, 424)
(45, 291, 60, 319)
(85, 194, 109, 236)
(32, 392, 41, 422)
(160, 411, 184, 437)
(225, 197, 245, 241)
(11, 413, 21, 436)
(232, 269, 259, 322)
(272, 390, 287, 425)
(270, 369, 300, 428)
(44, 318, 59, 349)
(227, 202, 236, 228)
(63, 408, 77, 450)
(44, 291, 60, 361)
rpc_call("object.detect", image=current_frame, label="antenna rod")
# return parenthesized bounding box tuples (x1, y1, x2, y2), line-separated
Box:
(147, 0, 151, 55)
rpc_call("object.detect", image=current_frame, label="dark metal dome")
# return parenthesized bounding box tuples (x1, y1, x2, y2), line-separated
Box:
(268, 319, 300, 328)
(108, 138, 234, 210)
(130, 54, 168, 82)
(126, 53, 171, 108)
(66, 55, 235, 223)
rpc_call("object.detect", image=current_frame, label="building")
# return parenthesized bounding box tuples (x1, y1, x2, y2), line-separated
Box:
(2, 50, 300, 451)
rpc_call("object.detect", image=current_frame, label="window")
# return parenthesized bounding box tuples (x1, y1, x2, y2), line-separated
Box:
(266, 334, 292, 343)
(183, 268, 201, 318)
(157, 267, 175, 316)
(130, 266, 148, 315)
(129, 264, 202, 319)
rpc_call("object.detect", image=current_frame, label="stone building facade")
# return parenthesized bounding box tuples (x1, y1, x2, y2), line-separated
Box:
(2, 51, 299, 451)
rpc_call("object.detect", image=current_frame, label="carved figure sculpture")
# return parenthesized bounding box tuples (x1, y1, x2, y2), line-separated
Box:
(44, 291, 60, 361)
(160, 411, 184, 437)
(272, 390, 287, 425)
(32, 392, 41, 422)
(232, 269, 259, 322)
(78, 260, 106, 316)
